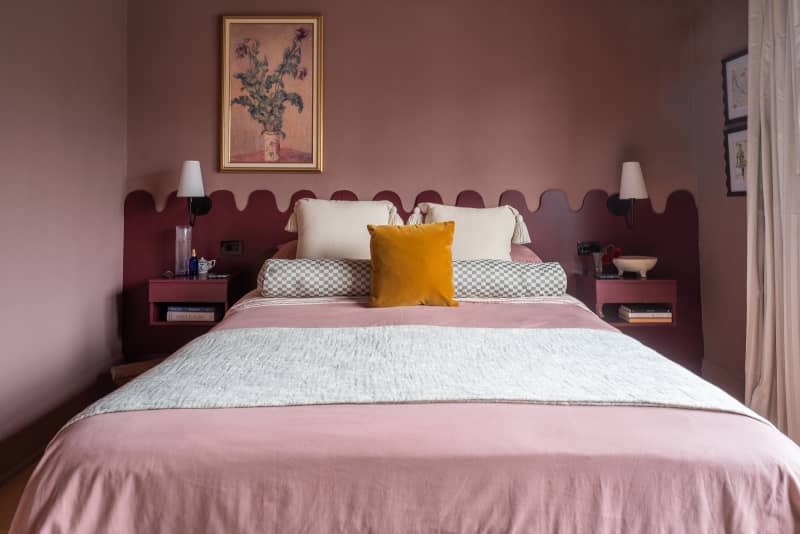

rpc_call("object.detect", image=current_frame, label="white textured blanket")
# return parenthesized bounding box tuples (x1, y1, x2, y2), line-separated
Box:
(70, 326, 763, 427)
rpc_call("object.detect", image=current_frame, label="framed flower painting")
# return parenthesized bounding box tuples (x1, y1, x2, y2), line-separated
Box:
(220, 16, 323, 172)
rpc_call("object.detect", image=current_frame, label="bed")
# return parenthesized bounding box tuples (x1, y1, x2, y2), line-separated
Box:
(10, 290, 800, 533)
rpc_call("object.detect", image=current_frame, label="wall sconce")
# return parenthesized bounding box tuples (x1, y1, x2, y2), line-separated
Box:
(177, 160, 212, 226)
(607, 161, 649, 229)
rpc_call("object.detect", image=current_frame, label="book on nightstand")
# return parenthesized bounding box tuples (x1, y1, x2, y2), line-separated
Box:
(619, 304, 672, 324)
(166, 305, 218, 322)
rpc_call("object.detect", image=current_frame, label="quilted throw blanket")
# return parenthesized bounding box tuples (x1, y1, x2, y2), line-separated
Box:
(71, 326, 762, 427)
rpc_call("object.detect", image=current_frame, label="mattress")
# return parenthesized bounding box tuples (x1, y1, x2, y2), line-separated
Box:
(10, 293, 800, 533)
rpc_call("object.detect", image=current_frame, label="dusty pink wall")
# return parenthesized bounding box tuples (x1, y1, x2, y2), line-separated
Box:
(127, 0, 752, 395)
(692, 0, 749, 398)
(127, 0, 701, 213)
(0, 1, 127, 439)
(0, 0, 749, 440)
(0, 1, 749, 442)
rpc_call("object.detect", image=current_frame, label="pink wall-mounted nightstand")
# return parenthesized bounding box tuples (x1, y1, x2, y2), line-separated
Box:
(575, 277, 678, 327)
(148, 278, 230, 327)
(573, 275, 698, 372)
(136, 278, 232, 359)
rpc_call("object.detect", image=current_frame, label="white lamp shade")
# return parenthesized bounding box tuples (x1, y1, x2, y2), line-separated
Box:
(177, 160, 205, 198)
(619, 161, 648, 200)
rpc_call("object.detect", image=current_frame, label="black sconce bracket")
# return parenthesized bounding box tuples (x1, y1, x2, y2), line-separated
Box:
(187, 196, 212, 226)
(606, 193, 632, 216)
(607, 194, 637, 230)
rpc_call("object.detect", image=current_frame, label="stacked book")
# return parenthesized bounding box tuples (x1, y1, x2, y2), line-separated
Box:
(618, 304, 672, 324)
(166, 305, 218, 322)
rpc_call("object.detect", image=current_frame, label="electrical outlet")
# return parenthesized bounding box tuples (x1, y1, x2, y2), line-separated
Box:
(577, 241, 600, 256)
(220, 240, 243, 255)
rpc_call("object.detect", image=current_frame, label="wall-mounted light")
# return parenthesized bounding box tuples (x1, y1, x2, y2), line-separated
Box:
(176, 160, 212, 226)
(607, 161, 648, 229)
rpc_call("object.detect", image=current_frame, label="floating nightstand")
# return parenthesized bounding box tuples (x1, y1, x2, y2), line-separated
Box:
(575, 276, 677, 328)
(148, 278, 230, 327)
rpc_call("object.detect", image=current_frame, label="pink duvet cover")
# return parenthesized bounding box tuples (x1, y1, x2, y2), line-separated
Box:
(11, 297, 800, 533)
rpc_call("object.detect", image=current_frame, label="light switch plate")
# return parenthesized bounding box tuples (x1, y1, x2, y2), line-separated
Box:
(220, 240, 243, 255)
(577, 241, 600, 256)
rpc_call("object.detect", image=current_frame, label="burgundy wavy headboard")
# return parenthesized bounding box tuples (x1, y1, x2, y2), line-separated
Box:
(123, 189, 702, 369)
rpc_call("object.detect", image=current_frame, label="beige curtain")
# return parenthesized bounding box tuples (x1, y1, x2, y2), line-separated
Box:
(745, 0, 800, 441)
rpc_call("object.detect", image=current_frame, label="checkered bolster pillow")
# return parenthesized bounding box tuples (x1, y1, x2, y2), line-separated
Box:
(453, 260, 566, 298)
(260, 259, 371, 297)
(259, 258, 567, 299)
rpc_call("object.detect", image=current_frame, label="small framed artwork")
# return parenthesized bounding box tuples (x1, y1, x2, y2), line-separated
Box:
(220, 16, 323, 172)
(724, 124, 747, 196)
(722, 50, 748, 124)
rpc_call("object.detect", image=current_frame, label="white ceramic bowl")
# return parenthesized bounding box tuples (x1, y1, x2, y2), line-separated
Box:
(612, 256, 658, 278)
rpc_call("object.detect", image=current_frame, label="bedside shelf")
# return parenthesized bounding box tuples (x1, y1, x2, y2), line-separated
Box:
(149, 319, 219, 327)
(148, 278, 230, 327)
(601, 306, 676, 328)
(575, 276, 678, 328)
(605, 320, 675, 328)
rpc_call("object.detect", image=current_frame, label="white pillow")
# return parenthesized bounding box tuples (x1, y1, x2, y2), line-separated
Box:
(408, 203, 531, 260)
(285, 199, 403, 259)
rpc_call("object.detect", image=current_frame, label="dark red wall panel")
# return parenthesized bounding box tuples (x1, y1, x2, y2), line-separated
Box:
(123, 189, 702, 371)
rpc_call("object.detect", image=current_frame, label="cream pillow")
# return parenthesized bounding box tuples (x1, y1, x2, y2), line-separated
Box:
(407, 203, 530, 260)
(285, 199, 403, 259)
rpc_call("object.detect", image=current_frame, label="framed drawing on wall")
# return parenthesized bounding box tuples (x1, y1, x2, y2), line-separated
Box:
(220, 16, 323, 172)
(722, 50, 747, 124)
(724, 124, 747, 196)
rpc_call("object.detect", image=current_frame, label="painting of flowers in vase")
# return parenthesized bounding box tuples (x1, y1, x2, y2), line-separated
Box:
(221, 16, 322, 172)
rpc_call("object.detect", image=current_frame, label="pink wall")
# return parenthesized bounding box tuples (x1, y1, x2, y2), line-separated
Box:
(692, 0, 749, 398)
(0, 0, 749, 441)
(127, 0, 701, 213)
(0, 1, 127, 439)
(126, 0, 751, 394)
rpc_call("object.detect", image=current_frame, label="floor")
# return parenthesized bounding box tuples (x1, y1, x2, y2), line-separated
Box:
(0, 465, 33, 534)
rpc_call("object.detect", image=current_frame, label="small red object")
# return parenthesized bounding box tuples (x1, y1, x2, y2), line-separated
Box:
(601, 244, 623, 265)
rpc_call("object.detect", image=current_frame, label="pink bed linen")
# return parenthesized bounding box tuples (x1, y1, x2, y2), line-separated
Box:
(219, 297, 612, 332)
(11, 299, 800, 533)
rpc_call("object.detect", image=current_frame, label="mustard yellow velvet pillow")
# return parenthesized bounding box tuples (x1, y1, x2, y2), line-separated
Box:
(367, 221, 458, 307)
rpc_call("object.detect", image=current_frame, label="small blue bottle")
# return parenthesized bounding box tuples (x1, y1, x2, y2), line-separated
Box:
(188, 248, 199, 278)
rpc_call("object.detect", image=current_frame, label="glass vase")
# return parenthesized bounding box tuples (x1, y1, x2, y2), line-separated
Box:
(592, 252, 603, 275)
(175, 225, 192, 276)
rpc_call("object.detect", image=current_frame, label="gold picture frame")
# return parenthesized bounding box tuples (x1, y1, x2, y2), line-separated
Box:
(220, 16, 323, 172)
